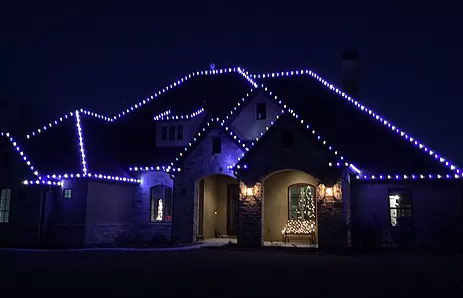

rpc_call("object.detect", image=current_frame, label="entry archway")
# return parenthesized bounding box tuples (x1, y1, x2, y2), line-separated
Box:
(263, 169, 319, 247)
(196, 174, 239, 241)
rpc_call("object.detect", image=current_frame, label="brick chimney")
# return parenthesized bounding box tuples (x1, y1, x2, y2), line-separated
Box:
(341, 49, 360, 99)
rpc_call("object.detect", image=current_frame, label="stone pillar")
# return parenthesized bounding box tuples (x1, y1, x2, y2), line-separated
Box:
(317, 172, 350, 250)
(341, 170, 352, 247)
(172, 173, 196, 244)
(237, 182, 263, 247)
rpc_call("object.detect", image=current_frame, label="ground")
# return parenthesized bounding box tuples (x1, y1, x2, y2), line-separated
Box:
(1, 247, 462, 297)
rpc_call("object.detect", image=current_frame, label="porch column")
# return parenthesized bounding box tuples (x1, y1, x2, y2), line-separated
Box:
(317, 169, 351, 250)
(237, 181, 263, 247)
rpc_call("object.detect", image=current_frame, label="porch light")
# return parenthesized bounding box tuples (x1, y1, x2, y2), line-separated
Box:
(325, 187, 333, 197)
(246, 187, 253, 196)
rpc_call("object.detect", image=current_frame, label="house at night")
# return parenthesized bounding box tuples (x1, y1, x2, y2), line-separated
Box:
(1, 62, 462, 250)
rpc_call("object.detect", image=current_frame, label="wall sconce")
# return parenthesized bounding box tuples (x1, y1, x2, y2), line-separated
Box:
(240, 182, 262, 198)
(325, 187, 333, 197)
(246, 187, 254, 196)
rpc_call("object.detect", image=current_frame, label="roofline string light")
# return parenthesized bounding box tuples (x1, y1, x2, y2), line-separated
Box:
(356, 173, 461, 181)
(25, 111, 75, 139)
(49, 172, 140, 183)
(153, 108, 205, 121)
(252, 69, 461, 174)
(229, 84, 360, 174)
(129, 166, 181, 173)
(0, 132, 40, 177)
(23, 180, 62, 186)
(75, 110, 88, 175)
(23, 67, 255, 141)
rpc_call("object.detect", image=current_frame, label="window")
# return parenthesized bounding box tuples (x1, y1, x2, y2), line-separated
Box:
(288, 184, 316, 221)
(282, 130, 294, 149)
(0, 188, 11, 223)
(389, 189, 412, 227)
(212, 136, 221, 154)
(169, 125, 175, 140)
(177, 125, 183, 140)
(161, 126, 167, 141)
(256, 102, 266, 120)
(150, 185, 173, 222)
(63, 188, 72, 199)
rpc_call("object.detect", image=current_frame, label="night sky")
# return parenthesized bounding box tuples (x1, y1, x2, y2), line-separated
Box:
(3, 2, 463, 165)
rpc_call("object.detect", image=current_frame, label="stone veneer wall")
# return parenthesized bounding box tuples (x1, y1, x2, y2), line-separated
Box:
(131, 171, 174, 244)
(173, 128, 243, 244)
(316, 171, 350, 250)
(238, 182, 263, 247)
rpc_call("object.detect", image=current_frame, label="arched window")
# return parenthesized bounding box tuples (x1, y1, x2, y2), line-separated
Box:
(0, 188, 11, 223)
(288, 184, 316, 221)
(150, 185, 172, 222)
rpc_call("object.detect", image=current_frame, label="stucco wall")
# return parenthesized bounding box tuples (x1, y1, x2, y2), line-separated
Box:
(202, 175, 235, 238)
(0, 139, 45, 247)
(263, 170, 318, 241)
(155, 113, 206, 147)
(230, 92, 281, 141)
(351, 181, 463, 249)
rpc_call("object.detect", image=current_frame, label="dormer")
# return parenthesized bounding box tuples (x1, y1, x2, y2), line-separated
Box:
(230, 91, 281, 140)
(155, 109, 206, 147)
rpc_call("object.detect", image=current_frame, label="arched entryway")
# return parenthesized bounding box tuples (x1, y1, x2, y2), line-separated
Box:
(263, 169, 319, 248)
(196, 174, 239, 243)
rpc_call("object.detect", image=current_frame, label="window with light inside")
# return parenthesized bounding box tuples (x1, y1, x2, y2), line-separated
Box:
(150, 185, 173, 222)
(0, 188, 11, 223)
(288, 184, 316, 221)
(63, 188, 72, 199)
(389, 189, 412, 227)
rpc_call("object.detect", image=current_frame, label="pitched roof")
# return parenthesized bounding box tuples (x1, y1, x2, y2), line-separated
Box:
(9, 68, 255, 178)
(253, 69, 459, 176)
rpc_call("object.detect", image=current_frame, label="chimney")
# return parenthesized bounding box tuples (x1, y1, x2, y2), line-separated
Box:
(341, 49, 360, 99)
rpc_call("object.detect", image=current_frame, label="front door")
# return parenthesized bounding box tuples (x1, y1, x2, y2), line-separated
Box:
(227, 184, 239, 236)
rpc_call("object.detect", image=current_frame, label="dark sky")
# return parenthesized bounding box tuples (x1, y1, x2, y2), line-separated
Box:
(3, 2, 463, 166)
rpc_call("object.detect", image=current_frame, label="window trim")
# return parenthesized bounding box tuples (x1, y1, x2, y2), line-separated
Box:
(287, 183, 317, 221)
(388, 188, 413, 227)
(0, 188, 11, 224)
(149, 185, 173, 223)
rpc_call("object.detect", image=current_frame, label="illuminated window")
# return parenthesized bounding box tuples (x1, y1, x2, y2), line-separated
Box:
(288, 184, 316, 221)
(177, 125, 183, 140)
(63, 188, 72, 199)
(389, 189, 412, 227)
(161, 126, 167, 140)
(256, 102, 267, 120)
(212, 136, 221, 154)
(169, 125, 175, 140)
(150, 185, 173, 222)
(0, 188, 11, 223)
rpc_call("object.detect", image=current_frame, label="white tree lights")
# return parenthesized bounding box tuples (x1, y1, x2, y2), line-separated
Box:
(252, 68, 461, 175)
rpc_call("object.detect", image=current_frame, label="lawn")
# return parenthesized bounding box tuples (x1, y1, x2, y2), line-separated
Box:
(1, 247, 462, 297)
